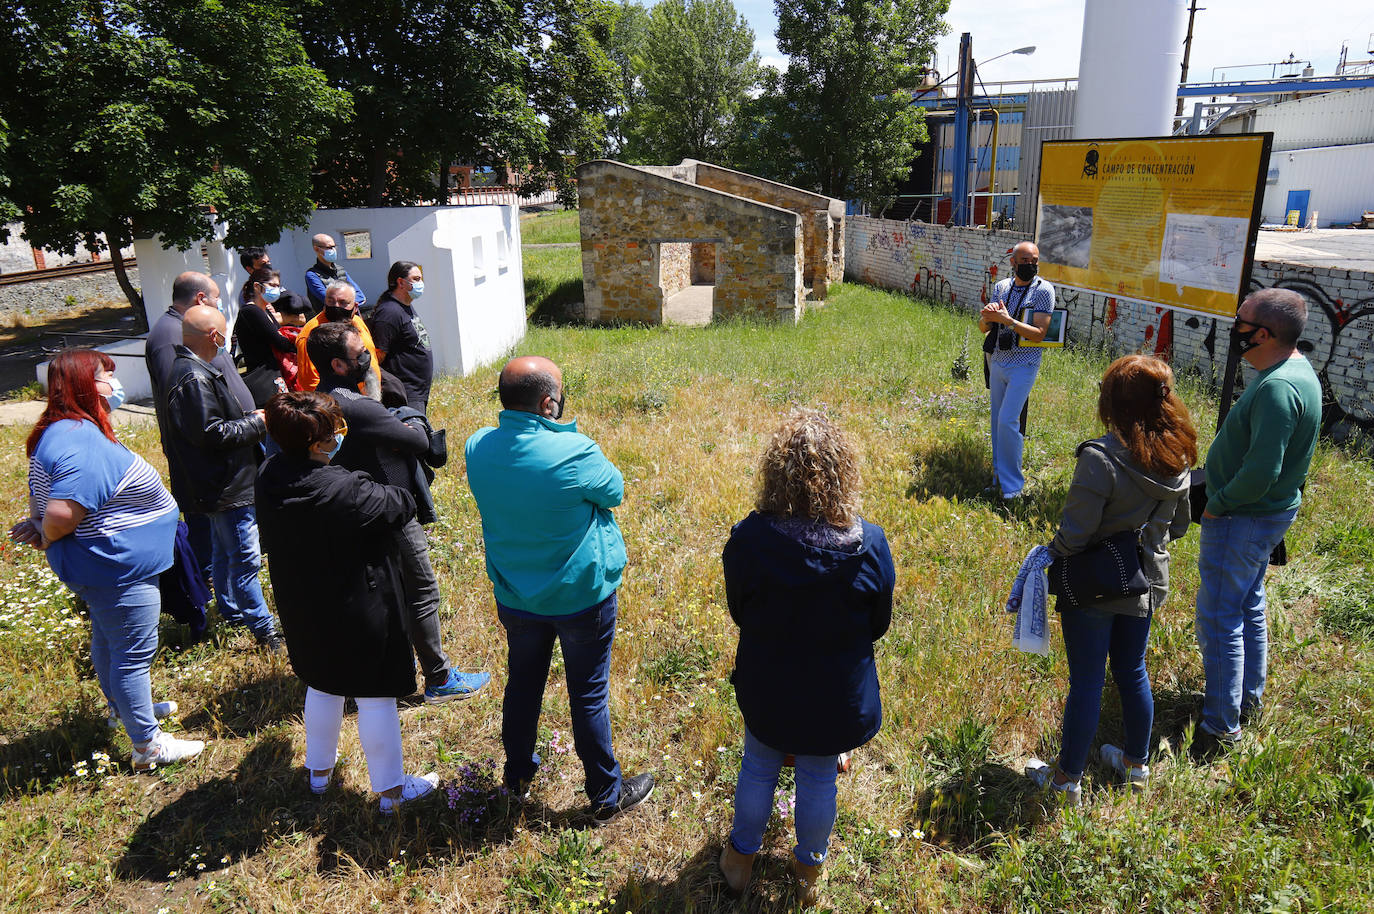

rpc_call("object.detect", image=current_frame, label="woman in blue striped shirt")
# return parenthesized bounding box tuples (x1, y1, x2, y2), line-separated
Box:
(9, 349, 203, 771)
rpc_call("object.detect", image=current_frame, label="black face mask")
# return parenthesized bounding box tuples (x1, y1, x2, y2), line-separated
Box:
(324, 305, 354, 323)
(344, 348, 372, 383)
(1015, 262, 1038, 282)
(549, 391, 565, 420)
(1231, 323, 1263, 354)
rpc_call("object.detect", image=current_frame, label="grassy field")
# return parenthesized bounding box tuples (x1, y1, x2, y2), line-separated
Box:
(2, 279, 1372, 912)
(520, 210, 581, 246)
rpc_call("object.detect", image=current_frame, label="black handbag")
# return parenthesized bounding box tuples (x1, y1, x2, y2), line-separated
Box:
(1047, 527, 1151, 609)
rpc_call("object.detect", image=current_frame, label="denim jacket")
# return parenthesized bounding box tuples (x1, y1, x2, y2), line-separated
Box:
(465, 410, 626, 616)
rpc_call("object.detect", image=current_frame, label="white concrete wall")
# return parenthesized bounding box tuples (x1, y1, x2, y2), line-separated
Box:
(388, 206, 526, 378)
(1261, 143, 1374, 228)
(102, 206, 528, 398)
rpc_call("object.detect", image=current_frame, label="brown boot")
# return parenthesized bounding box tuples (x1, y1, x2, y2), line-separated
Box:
(790, 855, 824, 908)
(718, 842, 756, 896)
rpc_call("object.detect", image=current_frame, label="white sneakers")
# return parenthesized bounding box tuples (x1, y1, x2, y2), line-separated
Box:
(132, 731, 205, 772)
(1025, 758, 1083, 806)
(1100, 743, 1150, 791)
(107, 700, 179, 730)
(379, 772, 440, 815)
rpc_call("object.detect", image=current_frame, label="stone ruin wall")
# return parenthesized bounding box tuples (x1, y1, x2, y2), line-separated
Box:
(578, 162, 804, 323)
(845, 215, 1374, 443)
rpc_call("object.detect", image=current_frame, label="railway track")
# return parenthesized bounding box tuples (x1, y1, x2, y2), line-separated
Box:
(0, 258, 136, 286)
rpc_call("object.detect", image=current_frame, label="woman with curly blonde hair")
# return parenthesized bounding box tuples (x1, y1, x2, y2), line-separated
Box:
(718, 409, 896, 907)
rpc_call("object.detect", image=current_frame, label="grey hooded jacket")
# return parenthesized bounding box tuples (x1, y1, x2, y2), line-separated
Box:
(1049, 434, 1192, 617)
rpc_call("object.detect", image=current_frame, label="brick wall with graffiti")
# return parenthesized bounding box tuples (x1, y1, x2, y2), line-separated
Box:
(845, 216, 1374, 442)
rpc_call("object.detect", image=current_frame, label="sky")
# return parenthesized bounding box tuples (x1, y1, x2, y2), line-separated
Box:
(737, 0, 1371, 87)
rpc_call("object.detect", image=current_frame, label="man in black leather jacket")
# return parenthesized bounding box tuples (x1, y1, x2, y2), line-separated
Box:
(163, 304, 281, 648)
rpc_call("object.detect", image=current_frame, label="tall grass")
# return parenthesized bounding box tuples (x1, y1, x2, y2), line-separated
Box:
(0, 281, 1371, 912)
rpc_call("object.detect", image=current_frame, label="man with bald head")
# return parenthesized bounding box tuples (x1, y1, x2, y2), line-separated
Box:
(147, 271, 255, 586)
(295, 280, 381, 396)
(303, 233, 367, 316)
(465, 356, 654, 825)
(978, 241, 1055, 503)
(162, 305, 281, 648)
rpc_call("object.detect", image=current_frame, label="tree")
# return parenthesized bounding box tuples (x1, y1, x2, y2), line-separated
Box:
(621, 0, 760, 165)
(299, 0, 620, 208)
(0, 116, 21, 233)
(0, 0, 350, 311)
(603, 1, 652, 158)
(752, 0, 948, 205)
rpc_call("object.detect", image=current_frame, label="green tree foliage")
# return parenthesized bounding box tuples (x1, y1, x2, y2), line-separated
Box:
(0, 0, 349, 309)
(617, 0, 760, 165)
(603, 1, 652, 157)
(299, 0, 619, 208)
(0, 116, 20, 230)
(748, 0, 948, 205)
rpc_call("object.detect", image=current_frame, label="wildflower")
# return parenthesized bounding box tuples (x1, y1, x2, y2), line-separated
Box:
(911, 829, 925, 840)
(888, 828, 902, 838)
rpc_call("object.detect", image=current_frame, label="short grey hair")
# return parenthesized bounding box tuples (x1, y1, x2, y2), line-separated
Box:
(1244, 288, 1306, 345)
(324, 280, 355, 303)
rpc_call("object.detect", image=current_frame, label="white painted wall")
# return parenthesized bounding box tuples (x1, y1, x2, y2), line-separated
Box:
(1261, 143, 1374, 227)
(388, 206, 527, 377)
(1074, 0, 1187, 139)
(73, 206, 529, 397)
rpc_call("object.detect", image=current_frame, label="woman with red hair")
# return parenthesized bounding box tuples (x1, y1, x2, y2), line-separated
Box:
(8, 350, 204, 771)
(1025, 355, 1197, 804)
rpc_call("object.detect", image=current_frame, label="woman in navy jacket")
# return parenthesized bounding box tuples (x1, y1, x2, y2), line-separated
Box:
(718, 409, 895, 907)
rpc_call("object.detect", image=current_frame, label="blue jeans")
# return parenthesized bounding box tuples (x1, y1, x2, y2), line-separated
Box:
(1058, 606, 1153, 779)
(729, 728, 840, 865)
(1196, 509, 1297, 737)
(497, 592, 622, 807)
(69, 576, 162, 745)
(204, 505, 276, 639)
(988, 358, 1039, 497)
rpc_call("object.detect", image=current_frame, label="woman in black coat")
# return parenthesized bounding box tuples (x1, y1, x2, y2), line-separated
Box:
(255, 391, 437, 814)
(718, 409, 895, 908)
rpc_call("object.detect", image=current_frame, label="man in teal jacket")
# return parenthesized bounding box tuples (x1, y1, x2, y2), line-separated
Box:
(1197, 288, 1321, 744)
(465, 356, 654, 825)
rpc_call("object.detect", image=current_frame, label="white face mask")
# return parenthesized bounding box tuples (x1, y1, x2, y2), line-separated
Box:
(101, 376, 126, 411)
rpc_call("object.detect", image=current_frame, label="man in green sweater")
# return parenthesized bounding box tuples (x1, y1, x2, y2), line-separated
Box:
(1197, 288, 1322, 744)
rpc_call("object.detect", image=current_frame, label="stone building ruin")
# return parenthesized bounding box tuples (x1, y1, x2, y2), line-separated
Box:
(576, 160, 845, 324)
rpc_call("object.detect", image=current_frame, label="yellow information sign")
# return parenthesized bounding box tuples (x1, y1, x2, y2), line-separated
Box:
(1036, 134, 1272, 319)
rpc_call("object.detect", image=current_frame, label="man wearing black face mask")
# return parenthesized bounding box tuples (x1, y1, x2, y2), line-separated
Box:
(978, 241, 1055, 502)
(296, 281, 382, 397)
(1195, 288, 1320, 748)
(307, 321, 491, 705)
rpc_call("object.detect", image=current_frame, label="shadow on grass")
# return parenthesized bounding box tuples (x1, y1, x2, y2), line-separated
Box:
(180, 669, 303, 738)
(118, 737, 606, 882)
(0, 708, 114, 799)
(611, 840, 758, 913)
(527, 275, 584, 326)
(907, 428, 991, 502)
(915, 763, 1051, 853)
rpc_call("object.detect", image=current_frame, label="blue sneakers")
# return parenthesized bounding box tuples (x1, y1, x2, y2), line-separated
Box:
(424, 669, 491, 704)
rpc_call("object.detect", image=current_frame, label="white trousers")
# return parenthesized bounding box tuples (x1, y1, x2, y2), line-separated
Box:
(303, 687, 403, 794)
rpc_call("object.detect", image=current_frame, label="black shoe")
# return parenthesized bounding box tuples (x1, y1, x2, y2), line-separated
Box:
(257, 632, 286, 654)
(591, 772, 654, 826)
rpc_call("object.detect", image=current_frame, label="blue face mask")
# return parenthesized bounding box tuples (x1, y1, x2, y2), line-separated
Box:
(324, 432, 344, 460)
(409, 279, 425, 299)
(101, 377, 126, 411)
(321, 247, 338, 264)
(262, 285, 283, 304)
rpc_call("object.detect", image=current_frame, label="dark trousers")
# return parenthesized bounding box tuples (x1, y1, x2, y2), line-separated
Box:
(497, 592, 622, 807)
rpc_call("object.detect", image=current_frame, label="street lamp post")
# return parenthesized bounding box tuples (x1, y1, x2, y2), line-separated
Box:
(949, 34, 1035, 227)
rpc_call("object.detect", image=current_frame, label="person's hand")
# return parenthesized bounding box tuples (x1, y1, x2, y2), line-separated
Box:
(8, 518, 46, 550)
(252, 409, 266, 421)
(265, 304, 280, 320)
(1202, 510, 1219, 519)
(981, 303, 1011, 325)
